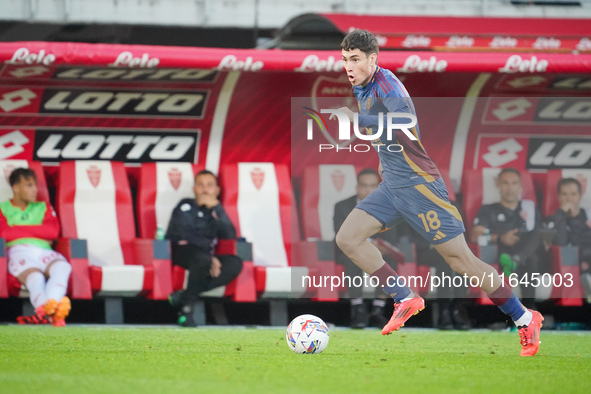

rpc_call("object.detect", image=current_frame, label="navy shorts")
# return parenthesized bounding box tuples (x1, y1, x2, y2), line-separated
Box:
(356, 178, 465, 245)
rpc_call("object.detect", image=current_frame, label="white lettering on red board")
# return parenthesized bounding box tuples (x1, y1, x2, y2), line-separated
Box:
(499, 55, 548, 73)
(397, 55, 447, 73)
(295, 55, 343, 72)
(217, 55, 263, 71)
(108, 52, 160, 68)
(6, 48, 55, 66)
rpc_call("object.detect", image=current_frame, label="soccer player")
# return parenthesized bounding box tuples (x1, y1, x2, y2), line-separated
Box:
(333, 30, 543, 356)
(0, 168, 71, 326)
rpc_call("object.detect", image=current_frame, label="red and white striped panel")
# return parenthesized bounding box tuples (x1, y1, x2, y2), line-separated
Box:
(0, 160, 50, 203)
(543, 169, 591, 218)
(137, 162, 203, 238)
(58, 161, 149, 296)
(223, 163, 291, 267)
(255, 266, 310, 299)
(301, 165, 358, 241)
(462, 168, 537, 232)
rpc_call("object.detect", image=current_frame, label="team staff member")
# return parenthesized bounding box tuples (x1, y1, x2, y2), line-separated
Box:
(166, 170, 242, 327)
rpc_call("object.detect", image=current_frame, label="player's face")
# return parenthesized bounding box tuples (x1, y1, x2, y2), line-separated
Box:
(13, 176, 38, 204)
(558, 183, 582, 207)
(356, 173, 380, 200)
(342, 49, 377, 87)
(497, 172, 522, 204)
(193, 173, 219, 198)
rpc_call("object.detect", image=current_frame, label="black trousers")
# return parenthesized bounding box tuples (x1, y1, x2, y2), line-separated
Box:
(171, 244, 243, 302)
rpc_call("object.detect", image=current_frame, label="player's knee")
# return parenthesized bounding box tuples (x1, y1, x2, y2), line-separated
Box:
(442, 250, 472, 274)
(335, 230, 355, 255)
(49, 260, 72, 276)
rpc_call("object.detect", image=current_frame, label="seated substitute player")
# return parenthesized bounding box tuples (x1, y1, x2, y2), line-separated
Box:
(166, 170, 242, 327)
(0, 168, 71, 326)
(549, 177, 591, 298)
(469, 168, 548, 310)
(333, 29, 543, 356)
(334, 168, 400, 329)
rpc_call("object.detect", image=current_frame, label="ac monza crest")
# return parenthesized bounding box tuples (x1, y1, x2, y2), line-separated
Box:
(87, 165, 101, 188)
(3, 164, 15, 183)
(250, 168, 265, 190)
(331, 170, 345, 192)
(168, 167, 182, 190)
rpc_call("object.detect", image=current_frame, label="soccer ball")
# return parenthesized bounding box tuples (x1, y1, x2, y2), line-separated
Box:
(285, 314, 330, 354)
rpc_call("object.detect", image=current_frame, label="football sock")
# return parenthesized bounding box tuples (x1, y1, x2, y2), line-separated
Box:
(26, 271, 47, 308)
(514, 309, 533, 327)
(489, 284, 528, 324)
(370, 263, 411, 302)
(46, 261, 72, 301)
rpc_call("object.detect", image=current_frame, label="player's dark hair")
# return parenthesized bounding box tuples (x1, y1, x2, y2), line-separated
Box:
(195, 169, 218, 183)
(498, 167, 521, 179)
(557, 177, 582, 194)
(357, 168, 379, 182)
(8, 168, 36, 187)
(340, 29, 379, 58)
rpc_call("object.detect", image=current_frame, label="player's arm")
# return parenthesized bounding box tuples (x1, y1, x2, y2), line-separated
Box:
(552, 208, 568, 246)
(165, 202, 185, 243)
(469, 206, 498, 244)
(1, 203, 60, 242)
(214, 204, 236, 240)
(357, 91, 412, 131)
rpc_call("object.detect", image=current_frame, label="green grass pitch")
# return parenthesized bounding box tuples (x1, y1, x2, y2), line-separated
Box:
(1, 326, 590, 393)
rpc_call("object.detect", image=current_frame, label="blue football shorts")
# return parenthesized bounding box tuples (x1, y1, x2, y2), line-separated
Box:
(356, 178, 465, 245)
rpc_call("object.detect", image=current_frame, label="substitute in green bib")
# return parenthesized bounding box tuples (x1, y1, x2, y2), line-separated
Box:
(0, 168, 72, 326)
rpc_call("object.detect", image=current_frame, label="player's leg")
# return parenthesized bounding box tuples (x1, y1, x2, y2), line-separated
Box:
(17, 268, 47, 311)
(335, 208, 385, 274)
(336, 186, 425, 334)
(202, 254, 243, 292)
(44, 256, 72, 327)
(434, 235, 543, 356)
(9, 245, 51, 323)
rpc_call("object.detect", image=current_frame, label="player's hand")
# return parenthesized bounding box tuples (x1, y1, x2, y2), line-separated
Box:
(329, 107, 355, 123)
(581, 261, 589, 272)
(197, 194, 220, 208)
(209, 256, 222, 278)
(500, 228, 520, 246)
(560, 201, 576, 217)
